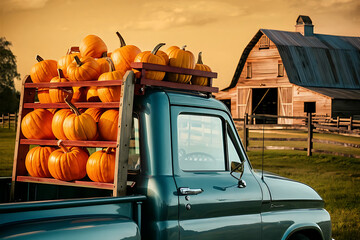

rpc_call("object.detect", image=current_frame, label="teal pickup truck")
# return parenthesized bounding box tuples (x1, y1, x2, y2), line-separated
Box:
(0, 78, 332, 240)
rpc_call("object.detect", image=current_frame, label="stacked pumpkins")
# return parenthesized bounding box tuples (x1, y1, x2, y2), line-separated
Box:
(22, 32, 212, 183)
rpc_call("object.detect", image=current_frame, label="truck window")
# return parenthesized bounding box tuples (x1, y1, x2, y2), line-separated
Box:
(128, 117, 140, 172)
(177, 114, 225, 171)
(227, 133, 241, 163)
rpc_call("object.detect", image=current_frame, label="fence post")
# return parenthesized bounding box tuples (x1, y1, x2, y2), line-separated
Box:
(243, 113, 248, 151)
(15, 112, 18, 132)
(336, 116, 340, 129)
(8, 113, 11, 129)
(348, 116, 353, 131)
(1, 114, 3, 128)
(307, 113, 313, 157)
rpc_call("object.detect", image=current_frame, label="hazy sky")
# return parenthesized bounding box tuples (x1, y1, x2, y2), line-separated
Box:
(1, 0, 359, 91)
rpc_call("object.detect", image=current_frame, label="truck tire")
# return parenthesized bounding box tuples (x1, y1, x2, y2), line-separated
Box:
(290, 233, 311, 240)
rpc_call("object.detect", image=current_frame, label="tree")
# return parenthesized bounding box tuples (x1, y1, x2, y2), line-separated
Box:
(0, 37, 20, 114)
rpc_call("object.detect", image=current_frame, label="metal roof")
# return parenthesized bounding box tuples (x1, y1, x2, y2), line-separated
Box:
(302, 87, 360, 100)
(224, 29, 360, 92)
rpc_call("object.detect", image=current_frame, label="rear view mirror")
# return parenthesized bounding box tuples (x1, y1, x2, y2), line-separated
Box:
(230, 161, 246, 188)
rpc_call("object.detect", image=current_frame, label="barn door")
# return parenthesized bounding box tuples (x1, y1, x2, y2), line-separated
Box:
(278, 87, 293, 124)
(237, 88, 252, 118)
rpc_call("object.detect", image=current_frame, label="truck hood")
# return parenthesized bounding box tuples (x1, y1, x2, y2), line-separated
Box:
(255, 171, 323, 202)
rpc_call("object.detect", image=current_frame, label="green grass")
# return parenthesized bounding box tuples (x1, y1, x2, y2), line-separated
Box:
(248, 150, 360, 240)
(0, 128, 16, 177)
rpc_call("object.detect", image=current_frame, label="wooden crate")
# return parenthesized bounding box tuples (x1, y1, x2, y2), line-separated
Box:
(11, 63, 218, 201)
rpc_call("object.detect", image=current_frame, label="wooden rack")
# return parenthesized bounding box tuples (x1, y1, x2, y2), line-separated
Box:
(11, 63, 218, 201)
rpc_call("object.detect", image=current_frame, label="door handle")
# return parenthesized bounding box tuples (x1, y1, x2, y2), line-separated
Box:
(179, 187, 204, 195)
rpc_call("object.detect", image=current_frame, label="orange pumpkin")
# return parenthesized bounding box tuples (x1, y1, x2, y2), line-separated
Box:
(84, 108, 105, 123)
(190, 52, 212, 86)
(21, 109, 55, 139)
(79, 35, 107, 58)
(86, 86, 100, 102)
(97, 59, 123, 102)
(86, 147, 115, 183)
(48, 140, 89, 181)
(97, 52, 111, 74)
(30, 55, 58, 83)
(25, 146, 56, 178)
(156, 50, 169, 65)
(165, 46, 180, 57)
(52, 108, 73, 140)
(111, 32, 141, 75)
(67, 56, 101, 81)
(98, 109, 119, 141)
(63, 97, 97, 140)
(71, 87, 88, 103)
(49, 69, 73, 103)
(57, 51, 81, 78)
(37, 88, 52, 103)
(134, 43, 166, 81)
(167, 45, 195, 83)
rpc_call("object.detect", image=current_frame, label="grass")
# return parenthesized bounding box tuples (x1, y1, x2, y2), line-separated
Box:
(248, 150, 360, 240)
(0, 128, 16, 177)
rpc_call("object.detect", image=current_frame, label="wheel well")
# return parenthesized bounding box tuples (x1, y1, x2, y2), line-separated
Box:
(288, 229, 323, 240)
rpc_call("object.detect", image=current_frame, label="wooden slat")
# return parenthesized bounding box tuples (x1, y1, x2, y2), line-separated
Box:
(24, 102, 119, 109)
(114, 71, 136, 197)
(139, 78, 218, 93)
(131, 62, 218, 78)
(20, 139, 117, 148)
(24, 80, 123, 88)
(17, 176, 114, 190)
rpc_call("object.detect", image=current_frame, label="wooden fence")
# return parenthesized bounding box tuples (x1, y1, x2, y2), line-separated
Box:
(0, 113, 18, 131)
(235, 113, 360, 158)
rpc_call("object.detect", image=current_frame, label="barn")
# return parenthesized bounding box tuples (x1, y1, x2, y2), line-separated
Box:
(216, 15, 360, 124)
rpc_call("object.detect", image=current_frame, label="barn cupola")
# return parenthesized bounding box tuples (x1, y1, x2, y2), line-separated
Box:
(295, 15, 314, 36)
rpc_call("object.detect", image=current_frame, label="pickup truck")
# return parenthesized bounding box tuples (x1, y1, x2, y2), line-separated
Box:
(0, 72, 332, 240)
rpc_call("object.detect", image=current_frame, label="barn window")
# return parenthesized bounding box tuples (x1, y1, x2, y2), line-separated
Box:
(304, 102, 316, 114)
(246, 62, 252, 79)
(278, 61, 284, 77)
(259, 35, 270, 49)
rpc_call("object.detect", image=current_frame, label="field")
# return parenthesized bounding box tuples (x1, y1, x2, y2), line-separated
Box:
(0, 128, 359, 239)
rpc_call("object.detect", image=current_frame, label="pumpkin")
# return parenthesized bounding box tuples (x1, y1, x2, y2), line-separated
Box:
(48, 140, 89, 181)
(25, 146, 55, 178)
(49, 69, 73, 103)
(21, 109, 55, 139)
(37, 88, 52, 103)
(97, 52, 111, 74)
(134, 43, 166, 81)
(190, 52, 212, 86)
(79, 34, 107, 58)
(47, 109, 57, 114)
(30, 55, 58, 83)
(57, 50, 81, 78)
(86, 147, 115, 183)
(167, 45, 195, 83)
(63, 97, 97, 140)
(71, 87, 88, 103)
(165, 46, 180, 57)
(156, 50, 169, 65)
(52, 108, 73, 140)
(86, 86, 100, 102)
(67, 56, 101, 81)
(111, 32, 141, 75)
(84, 108, 104, 122)
(98, 109, 119, 141)
(97, 59, 123, 102)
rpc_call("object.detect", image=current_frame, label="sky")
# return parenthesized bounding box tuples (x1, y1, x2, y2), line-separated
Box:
(0, 0, 359, 91)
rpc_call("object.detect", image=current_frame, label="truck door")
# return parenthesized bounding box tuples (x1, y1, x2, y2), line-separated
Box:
(171, 106, 263, 240)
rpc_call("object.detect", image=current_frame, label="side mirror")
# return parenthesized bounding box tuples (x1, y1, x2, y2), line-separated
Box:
(230, 161, 246, 188)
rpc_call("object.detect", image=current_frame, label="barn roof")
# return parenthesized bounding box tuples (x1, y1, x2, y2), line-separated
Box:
(224, 29, 360, 91)
(301, 87, 360, 100)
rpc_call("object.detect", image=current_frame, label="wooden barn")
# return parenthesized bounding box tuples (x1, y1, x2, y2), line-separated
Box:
(216, 15, 360, 124)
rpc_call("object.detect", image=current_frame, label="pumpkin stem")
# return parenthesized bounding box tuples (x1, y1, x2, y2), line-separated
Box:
(101, 52, 108, 58)
(106, 58, 116, 72)
(64, 95, 81, 116)
(181, 45, 187, 50)
(57, 68, 65, 78)
(116, 32, 126, 47)
(36, 55, 44, 62)
(197, 52, 203, 64)
(151, 43, 166, 55)
(57, 140, 69, 153)
(105, 147, 112, 154)
(74, 55, 83, 67)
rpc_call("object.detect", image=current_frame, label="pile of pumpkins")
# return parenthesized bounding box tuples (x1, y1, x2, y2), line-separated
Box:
(21, 32, 212, 184)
